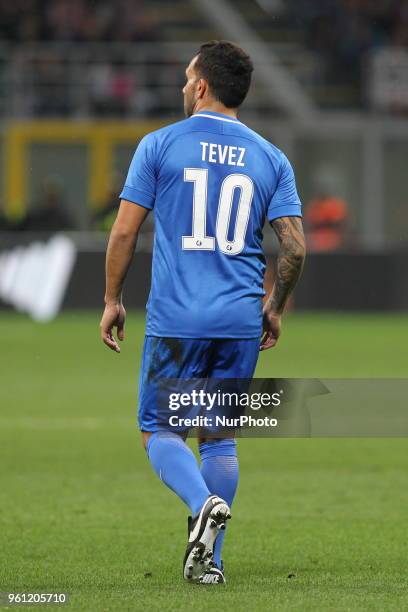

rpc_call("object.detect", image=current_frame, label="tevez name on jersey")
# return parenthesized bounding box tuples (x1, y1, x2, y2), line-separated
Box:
(120, 111, 302, 339)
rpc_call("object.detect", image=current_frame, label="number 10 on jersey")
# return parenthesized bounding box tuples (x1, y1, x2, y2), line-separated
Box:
(182, 168, 254, 255)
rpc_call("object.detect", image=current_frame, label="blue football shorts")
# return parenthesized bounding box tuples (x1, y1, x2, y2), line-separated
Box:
(138, 336, 260, 432)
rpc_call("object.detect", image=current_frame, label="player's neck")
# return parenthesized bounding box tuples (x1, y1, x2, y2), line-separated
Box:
(194, 102, 238, 119)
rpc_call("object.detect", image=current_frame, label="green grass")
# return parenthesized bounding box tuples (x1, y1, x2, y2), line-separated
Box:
(0, 311, 407, 611)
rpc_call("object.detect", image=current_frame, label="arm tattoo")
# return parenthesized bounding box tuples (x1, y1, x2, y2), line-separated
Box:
(267, 217, 306, 314)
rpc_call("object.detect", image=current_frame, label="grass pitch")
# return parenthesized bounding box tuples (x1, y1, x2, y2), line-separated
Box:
(1, 311, 407, 611)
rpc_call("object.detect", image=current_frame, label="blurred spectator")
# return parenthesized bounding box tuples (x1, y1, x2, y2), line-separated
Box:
(89, 61, 135, 116)
(110, 61, 135, 116)
(0, 0, 407, 114)
(0, 0, 160, 44)
(370, 47, 408, 113)
(288, 0, 408, 107)
(44, 0, 88, 42)
(0, 0, 162, 117)
(305, 192, 350, 252)
(33, 49, 70, 116)
(89, 63, 115, 116)
(17, 176, 74, 232)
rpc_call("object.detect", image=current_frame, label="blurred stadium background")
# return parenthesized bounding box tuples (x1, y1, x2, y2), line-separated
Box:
(0, 0, 408, 315)
(1, 2, 408, 610)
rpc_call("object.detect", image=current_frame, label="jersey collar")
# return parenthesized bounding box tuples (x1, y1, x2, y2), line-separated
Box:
(191, 111, 243, 124)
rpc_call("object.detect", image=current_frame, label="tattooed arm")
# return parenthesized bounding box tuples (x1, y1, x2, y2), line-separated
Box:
(260, 216, 306, 351)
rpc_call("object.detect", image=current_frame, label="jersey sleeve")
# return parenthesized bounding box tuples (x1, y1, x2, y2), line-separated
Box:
(267, 153, 302, 221)
(120, 133, 157, 210)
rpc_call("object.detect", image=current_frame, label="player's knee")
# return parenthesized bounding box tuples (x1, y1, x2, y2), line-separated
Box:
(198, 437, 237, 458)
(142, 430, 189, 452)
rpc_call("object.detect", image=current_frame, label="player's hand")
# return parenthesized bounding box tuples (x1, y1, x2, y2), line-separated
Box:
(100, 302, 126, 353)
(260, 308, 281, 351)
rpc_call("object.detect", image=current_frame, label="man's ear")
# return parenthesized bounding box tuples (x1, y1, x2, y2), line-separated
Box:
(197, 78, 207, 99)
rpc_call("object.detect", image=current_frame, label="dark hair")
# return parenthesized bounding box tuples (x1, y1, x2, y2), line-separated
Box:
(194, 40, 253, 108)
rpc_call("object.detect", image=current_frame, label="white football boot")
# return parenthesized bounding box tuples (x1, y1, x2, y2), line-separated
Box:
(198, 565, 226, 585)
(183, 495, 231, 582)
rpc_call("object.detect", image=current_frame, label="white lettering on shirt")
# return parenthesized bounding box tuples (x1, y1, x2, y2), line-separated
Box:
(200, 142, 246, 167)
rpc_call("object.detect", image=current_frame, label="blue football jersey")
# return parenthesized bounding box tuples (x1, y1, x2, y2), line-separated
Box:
(120, 111, 302, 338)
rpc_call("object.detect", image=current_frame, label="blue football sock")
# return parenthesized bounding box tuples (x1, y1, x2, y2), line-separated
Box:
(199, 439, 238, 569)
(147, 431, 210, 516)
